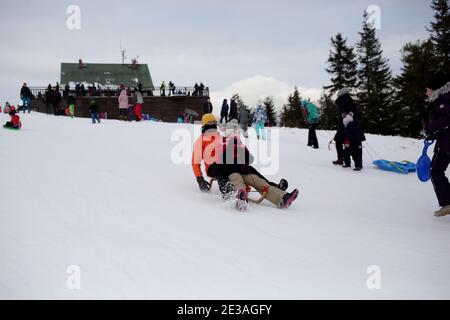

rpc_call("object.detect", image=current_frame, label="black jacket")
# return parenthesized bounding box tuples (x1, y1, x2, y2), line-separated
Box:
(89, 103, 99, 113)
(20, 86, 32, 99)
(203, 101, 213, 114)
(229, 100, 238, 118)
(344, 121, 364, 146)
(220, 102, 229, 116)
(426, 82, 450, 154)
(335, 93, 364, 142)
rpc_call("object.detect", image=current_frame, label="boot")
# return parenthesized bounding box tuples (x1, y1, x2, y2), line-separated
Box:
(279, 189, 299, 209)
(434, 205, 450, 217)
(333, 159, 343, 165)
(236, 188, 248, 211)
(278, 179, 288, 191)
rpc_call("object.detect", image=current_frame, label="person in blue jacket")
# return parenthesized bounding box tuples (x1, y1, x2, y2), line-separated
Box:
(302, 99, 320, 149)
(253, 104, 267, 140)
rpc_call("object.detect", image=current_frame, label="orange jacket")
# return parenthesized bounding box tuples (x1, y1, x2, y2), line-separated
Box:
(192, 131, 223, 178)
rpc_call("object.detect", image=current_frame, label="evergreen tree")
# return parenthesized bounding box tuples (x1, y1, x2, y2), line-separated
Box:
(324, 33, 358, 94)
(392, 40, 436, 137)
(356, 11, 393, 134)
(427, 0, 450, 74)
(318, 91, 337, 130)
(232, 93, 254, 126)
(262, 96, 278, 126)
(279, 87, 305, 128)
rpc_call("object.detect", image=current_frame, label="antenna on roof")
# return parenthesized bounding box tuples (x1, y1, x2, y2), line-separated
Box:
(120, 41, 127, 64)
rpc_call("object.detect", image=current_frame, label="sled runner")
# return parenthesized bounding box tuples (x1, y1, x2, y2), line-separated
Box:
(372, 160, 416, 174)
(208, 178, 268, 204)
(416, 140, 434, 182)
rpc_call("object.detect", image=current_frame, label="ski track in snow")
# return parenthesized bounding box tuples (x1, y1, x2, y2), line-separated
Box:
(0, 112, 449, 299)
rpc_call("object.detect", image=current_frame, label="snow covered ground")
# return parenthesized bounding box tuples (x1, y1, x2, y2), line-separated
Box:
(0, 112, 449, 300)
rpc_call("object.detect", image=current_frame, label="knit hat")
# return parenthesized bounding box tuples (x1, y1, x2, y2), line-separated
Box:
(201, 113, 217, 126)
(343, 113, 353, 127)
(426, 68, 449, 91)
(336, 87, 350, 99)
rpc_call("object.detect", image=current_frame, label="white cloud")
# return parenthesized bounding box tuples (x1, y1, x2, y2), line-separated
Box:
(209, 75, 322, 116)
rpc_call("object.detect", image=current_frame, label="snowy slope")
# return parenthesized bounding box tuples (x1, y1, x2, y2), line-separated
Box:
(0, 112, 449, 300)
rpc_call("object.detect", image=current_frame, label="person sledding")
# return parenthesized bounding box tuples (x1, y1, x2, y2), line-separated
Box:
(3, 110, 22, 130)
(217, 120, 299, 210)
(192, 115, 293, 209)
(192, 113, 235, 196)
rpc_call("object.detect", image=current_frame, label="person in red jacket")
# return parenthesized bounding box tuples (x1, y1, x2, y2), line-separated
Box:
(4, 110, 21, 129)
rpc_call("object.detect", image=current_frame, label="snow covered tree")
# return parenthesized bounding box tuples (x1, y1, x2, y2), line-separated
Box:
(279, 87, 305, 128)
(427, 0, 450, 74)
(263, 96, 278, 126)
(356, 11, 393, 134)
(324, 33, 358, 94)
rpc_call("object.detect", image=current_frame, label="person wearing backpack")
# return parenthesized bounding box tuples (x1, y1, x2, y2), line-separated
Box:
(302, 99, 320, 149)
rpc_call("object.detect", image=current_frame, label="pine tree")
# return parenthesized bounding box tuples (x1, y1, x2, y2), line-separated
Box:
(318, 91, 337, 130)
(392, 40, 437, 137)
(324, 33, 358, 94)
(262, 96, 277, 126)
(356, 11, 393, 134)
(427, 0, 450, 73)
(279, 87, 305, 128)
(232, 93, 254, 126)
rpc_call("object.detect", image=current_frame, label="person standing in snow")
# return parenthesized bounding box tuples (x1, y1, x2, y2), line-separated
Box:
(89, 100, 100, 124)
(203, 97, 213, 115)
(302, 99, 320, 149)
(333, 88, 363, 165)
(52, 87, 62, 116)
(238, 106, 249, 138)
(229, 98, 238, 121)
(132, 86, 144, 121)
(220, 99, 229, 124)
(44, 84, 52, 114)
(424, 69, 450, 217)
(342, 112, 363, 171)
(20, 83, 33, 113)
(118, 83, 129, 121)
(253, 104, 267, 140)
(66, 94, 76, 118)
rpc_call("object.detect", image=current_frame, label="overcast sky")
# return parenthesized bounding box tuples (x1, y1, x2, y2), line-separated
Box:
(0, 0, 434, 111)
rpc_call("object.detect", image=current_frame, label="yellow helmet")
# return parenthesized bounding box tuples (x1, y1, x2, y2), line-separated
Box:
(201, 113, 217, 127)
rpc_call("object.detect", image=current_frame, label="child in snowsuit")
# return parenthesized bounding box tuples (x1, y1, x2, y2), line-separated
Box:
(253, 105, 267, 140)
(4, 110, 21, 129)
(343, 112, 363, 171)
(89, 100, 100, 124)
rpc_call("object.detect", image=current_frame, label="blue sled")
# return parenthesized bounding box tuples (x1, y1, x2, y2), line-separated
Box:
(416, 140, 434, 182)
(373, 160, 416, 174)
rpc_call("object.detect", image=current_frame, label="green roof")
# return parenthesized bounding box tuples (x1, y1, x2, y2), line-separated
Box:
(60, 63, 154, 87)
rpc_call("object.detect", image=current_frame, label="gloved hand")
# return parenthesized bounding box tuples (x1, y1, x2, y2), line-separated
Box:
(344, 140, 350, 148)
(197, 176, 211, 192)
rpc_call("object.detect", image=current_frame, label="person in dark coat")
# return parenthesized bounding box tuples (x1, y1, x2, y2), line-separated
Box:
(20, 83, 33, 113)
(342, 113, 363, 171)
(425, 69, 450, 217)
(229, 98, 238, 121)
(203, 97, 213, 114)
(238, 106, 249, 138)
(52, 87, 62, 115)
(333, 88, 363, 165)
(44, 84, 53, 114)
(220, 99, 229, 123)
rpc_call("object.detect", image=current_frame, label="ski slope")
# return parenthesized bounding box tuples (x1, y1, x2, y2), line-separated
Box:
(0, 112, 449, 300)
